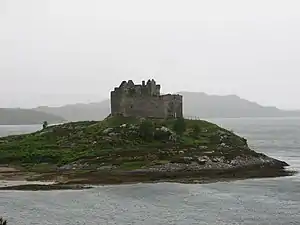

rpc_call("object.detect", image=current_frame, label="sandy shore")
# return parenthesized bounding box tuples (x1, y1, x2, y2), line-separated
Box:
(0, 162, 296, 191)
(0, 167, 54, 188)
(0, 180, 55, 188)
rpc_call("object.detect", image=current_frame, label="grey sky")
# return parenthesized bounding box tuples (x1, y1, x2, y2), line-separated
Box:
(1, 0, 300, 109)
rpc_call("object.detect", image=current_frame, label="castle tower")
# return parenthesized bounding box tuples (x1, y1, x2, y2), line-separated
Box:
(110, 79, 183, 118)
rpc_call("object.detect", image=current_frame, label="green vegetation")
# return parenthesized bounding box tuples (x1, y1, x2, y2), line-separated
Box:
(191, 124, 201, 137)
(0, 115, 253, 171)
(0, 115, 291, 185)
(139, 120, 155, 141)
(173, 118, 186, 135)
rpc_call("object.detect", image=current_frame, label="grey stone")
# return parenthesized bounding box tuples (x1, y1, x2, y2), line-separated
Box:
(110, 79, 183, 119)
(103, 128, 114, 134)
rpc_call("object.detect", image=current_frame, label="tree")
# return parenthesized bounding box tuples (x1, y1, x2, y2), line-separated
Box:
(43, 121, 48, 129)
(173, 118, 186, 135)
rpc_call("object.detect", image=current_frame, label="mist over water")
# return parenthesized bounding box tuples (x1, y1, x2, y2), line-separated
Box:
(1, 118, 300, 225)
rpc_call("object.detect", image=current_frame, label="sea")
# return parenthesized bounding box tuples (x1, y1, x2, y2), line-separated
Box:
(0, 118, 299, 225)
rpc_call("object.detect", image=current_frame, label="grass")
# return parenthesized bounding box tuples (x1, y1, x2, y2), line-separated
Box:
(0, 115, 254, 171)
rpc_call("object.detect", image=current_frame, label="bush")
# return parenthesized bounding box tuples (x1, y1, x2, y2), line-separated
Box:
(139, 120, 155, 141)
(173, 118, 186, 135)
(154, 129, 170, 141)
(191, 124, 201, 137)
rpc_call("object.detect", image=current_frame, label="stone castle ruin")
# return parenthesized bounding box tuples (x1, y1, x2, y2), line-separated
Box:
(110, 79, 183, 118)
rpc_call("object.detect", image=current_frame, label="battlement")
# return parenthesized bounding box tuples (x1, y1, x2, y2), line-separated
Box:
(110, 79, 183, 118)
(112, 79, 161, 97)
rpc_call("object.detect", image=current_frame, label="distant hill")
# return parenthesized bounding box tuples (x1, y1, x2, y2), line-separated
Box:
(0, 108, 66, 125)
(35, 101, 110, 122)
(179, 92, 300, 118)
(34, 92, 300, 121)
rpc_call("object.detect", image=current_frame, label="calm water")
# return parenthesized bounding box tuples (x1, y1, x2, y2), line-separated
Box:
(0, 118, 299, 225)
(0, 125, 42, 137)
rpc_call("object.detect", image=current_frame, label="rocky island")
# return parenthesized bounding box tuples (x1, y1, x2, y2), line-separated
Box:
(0, 80, 293, 190)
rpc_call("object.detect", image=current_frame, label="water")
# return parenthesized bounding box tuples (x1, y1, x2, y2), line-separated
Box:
(0, 118, 299, 225)
(0, 125, 41, 137)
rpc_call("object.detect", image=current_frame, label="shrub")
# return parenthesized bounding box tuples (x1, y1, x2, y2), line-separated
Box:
(173, 118, 186, 135)
(139, 120, 155, 141)
(191, 124, 201, 137)
(154, 129, 170, 141)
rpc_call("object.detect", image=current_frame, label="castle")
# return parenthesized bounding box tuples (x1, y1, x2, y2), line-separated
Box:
(110, 79, 183, 118)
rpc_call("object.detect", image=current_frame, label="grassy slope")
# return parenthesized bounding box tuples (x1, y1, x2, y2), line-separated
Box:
(0, 116, 257, 171)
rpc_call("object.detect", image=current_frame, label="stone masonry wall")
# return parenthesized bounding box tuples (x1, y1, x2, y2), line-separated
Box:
(121, 96, 166, 118)
(110, 80, 183, 118)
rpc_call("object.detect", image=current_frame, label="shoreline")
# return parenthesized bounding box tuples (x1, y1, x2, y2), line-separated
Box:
(0, 116, 297, 191)
(0, 163, 296, 191)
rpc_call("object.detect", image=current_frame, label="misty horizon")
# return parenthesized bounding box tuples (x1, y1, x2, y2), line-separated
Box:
(6, 89, 300, 112)
(1, 0, 300, 109)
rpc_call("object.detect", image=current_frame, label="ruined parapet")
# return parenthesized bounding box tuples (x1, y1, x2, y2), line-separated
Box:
(110, 79, 182, 118)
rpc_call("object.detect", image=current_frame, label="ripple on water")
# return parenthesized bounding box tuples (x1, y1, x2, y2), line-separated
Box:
(0, 118, 300, 225)
(1, 179, 300, 225)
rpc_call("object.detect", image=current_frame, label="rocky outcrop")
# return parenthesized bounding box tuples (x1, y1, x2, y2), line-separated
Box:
(128, 155, 288, 173)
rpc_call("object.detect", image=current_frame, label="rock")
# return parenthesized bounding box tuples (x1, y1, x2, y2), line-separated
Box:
(103, 128, 114, 134)
(197, 156, 210, 164)
(160, 126, 173, 133)
(59, 164, 73, 171)
(97, 165, 117, 170)
(198, 146, 208, 150)
(183, 157, 193, 161)
(169, 134, 177, 141)
(203, 151, 214, 154)
(129, 124, 137, 129)
(108, 132, 118, 137)
(212, 157, 224, 163)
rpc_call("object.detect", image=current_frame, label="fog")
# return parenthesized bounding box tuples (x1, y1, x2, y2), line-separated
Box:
(1, 0, 300, 109)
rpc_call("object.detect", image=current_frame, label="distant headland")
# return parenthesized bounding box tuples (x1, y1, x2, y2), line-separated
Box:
(0, 108, 65, 125)
(34, 91, 300, 123)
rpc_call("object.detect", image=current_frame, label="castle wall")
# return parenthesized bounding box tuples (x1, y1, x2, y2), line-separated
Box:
(123, 96, 165, 118)
(111, 95, 182, 118)
(110, 80, 183, 118)
(110, 91, 122, 115)
(161, 94, 183, 118)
